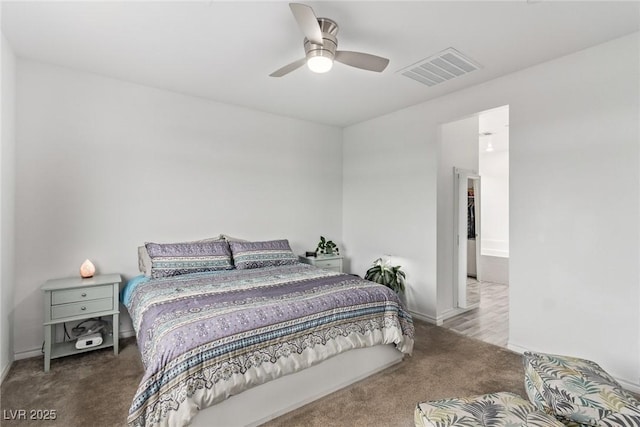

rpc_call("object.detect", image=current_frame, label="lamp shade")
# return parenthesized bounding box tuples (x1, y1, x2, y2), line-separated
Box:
(307, 56, 333, 73)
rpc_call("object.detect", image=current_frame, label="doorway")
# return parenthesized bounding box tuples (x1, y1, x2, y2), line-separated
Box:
(440, 105, 509, 348)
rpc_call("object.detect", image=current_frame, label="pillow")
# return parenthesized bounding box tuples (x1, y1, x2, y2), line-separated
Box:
(523, 352, 640, 426)
(137, 245, 153, 277)
(138, 235, 225, 276)
(229, 239, 298, 270)
(145, 240, 233, 279)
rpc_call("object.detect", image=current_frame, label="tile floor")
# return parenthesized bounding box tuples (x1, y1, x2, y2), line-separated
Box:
(441, 278, 509, 348)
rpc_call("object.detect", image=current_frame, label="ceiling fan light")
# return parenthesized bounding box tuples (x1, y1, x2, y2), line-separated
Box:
(307, 56, 333, 73)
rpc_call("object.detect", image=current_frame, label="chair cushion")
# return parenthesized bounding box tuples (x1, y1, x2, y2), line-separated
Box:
(523, 352, 640, 426)
(415, 392, 564, 427)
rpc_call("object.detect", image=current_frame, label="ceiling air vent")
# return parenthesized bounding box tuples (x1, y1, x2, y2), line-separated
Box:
(399, 48, 482, 87)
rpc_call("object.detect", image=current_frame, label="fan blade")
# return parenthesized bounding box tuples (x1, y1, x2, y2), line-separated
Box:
(270, 58, 307, 77)
(289, 3, 323, 45)
(335, 51, 389, 72)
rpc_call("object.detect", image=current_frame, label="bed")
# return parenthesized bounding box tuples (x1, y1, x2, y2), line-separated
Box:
(123, 239, 414, 427)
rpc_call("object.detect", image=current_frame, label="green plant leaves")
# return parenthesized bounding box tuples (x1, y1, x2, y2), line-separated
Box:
(364, 259, 406, 293)
(315, 236, 339, 255)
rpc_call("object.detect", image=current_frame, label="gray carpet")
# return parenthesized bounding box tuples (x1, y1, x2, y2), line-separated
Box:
(0, 320, 526, 426)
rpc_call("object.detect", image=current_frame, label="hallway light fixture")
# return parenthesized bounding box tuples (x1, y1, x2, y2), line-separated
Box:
(481, 132, 494, 152)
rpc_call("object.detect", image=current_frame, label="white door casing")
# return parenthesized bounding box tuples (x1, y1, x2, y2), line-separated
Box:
(453, 167, 481, 309)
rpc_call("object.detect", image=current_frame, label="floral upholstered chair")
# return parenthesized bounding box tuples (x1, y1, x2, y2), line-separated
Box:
(523, 352, 640, 427)
(415, 392, 564, 427)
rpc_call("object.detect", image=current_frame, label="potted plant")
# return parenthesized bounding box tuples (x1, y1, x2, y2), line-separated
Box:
(315, 236, 340, 256)
(364, 258, 406, 293)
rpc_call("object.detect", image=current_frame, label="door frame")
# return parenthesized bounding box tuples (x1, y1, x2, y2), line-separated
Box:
(453, 167, 481, 309)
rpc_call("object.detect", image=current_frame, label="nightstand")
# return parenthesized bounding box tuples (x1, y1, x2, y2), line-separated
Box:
(41, 273, 121, 372)
(298, 254, 343, 273)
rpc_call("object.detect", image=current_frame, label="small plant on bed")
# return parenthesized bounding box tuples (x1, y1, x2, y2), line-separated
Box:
(364, 258, 406, 294)
(315, 236, 340, 256)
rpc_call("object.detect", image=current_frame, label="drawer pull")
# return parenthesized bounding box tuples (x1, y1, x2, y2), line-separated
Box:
(81, 293, 87, 297)
(81, 306, 86, 311)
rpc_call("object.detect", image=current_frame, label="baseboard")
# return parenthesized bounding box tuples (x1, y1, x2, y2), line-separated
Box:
(508, 342, 640, 394)
(0, 359, 13, 384)
(410, 307, 478, 326)
(506, 342, 527, 354)
(120, 328, 136, 339)
(13, 328, 137, 361)
(14, 347, 42, 361)
(408, 310, 438, 325)
(480, 239, 509, 258)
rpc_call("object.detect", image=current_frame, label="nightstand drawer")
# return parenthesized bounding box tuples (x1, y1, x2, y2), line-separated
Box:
(314, 259, 340, 269)
(51, 297, 113, 320)
(51, 285, 113, 305)
(299, 255, 344, 273)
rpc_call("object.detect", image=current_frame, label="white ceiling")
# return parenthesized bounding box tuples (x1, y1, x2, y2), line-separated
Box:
(2, 1, 639, 127)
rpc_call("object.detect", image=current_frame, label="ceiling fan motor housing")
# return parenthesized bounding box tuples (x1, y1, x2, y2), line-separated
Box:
(304, 18, 338, 62)
(270, 6, 389, 77)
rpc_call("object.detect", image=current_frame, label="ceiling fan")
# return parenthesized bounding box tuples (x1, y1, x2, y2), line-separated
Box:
(270, 3, 390, 77)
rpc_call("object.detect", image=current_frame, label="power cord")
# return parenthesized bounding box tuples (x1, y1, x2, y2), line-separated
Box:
(72, 318, 108, 337)
(63, 323, 72, 341)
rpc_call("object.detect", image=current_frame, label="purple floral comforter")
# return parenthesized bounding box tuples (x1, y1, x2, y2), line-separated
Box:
(125, 263, 414, 426)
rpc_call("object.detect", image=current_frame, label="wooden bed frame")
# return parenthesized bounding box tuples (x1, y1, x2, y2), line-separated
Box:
(191, 344, 404, 427)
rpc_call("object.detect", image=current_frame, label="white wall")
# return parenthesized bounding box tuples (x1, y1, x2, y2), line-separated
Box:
(508, 34, 639, 387)
(437, 116, 478, 314)
(1, 32, 16, 381)
(342, 113, 438, 319)
(479, 148, 509, 258)
(14, 60, 343, 357)
(343, 33, 640, 387)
